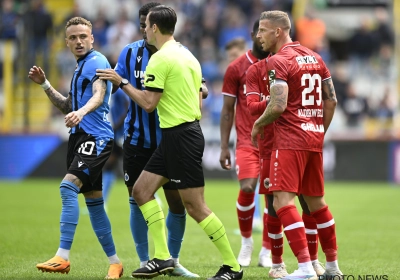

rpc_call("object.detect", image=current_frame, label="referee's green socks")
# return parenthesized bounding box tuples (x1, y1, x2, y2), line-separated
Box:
(139, 199, 170, 260)
(199, 212, 240, 271)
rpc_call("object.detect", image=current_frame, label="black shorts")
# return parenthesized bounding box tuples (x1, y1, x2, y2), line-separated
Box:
(67, 133, 113, 193)
(123, 142, 173, 190)
(144, 120, 205, 189)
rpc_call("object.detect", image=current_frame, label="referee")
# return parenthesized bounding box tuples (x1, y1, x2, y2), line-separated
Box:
(97, 5, 243, 280)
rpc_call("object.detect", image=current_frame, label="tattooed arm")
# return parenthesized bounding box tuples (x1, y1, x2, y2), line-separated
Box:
(219, 95, 236, 170)
(28, 65, 72, 114)
(64, 79, 106, 128)
(251, 80, 288, 147)
(322, 78, 337, 134)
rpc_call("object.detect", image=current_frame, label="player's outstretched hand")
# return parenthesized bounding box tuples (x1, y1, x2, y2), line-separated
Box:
(219, 148, 231, 170)
(96, 69, 122, 86)
(28, 66, 46, 85)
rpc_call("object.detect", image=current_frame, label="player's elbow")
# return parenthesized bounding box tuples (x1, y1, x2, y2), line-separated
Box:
(324, 98, 337, 110)
(143, 104, 156, 113)
(273, 104, 286, 115)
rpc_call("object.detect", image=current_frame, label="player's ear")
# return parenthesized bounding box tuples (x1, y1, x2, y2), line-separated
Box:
(65, 38, 69, 47)
(91, 34, 94, 44)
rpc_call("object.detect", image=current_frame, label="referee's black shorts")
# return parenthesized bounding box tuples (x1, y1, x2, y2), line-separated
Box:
(123, 141, 173, 190)
(144, 120, 205, 189)
(67, 132, 113, 193)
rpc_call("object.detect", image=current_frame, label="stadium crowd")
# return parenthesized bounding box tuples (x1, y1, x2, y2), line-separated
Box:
(0, 0, 397, 139)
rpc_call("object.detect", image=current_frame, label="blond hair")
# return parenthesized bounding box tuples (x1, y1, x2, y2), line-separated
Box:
(260, 11, 291, 31)
(65, 17, 92, 31)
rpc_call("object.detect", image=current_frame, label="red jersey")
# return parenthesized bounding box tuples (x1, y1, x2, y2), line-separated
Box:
(222, 50, 259, 150)
(267, 41, 331, 152)
(246, 59, 274, 159)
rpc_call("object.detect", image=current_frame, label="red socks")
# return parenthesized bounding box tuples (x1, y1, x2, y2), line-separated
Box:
(311, 205, 338, 262)
(277, 205, 310, 263)
(236, 190, 255, 238)
(267, 214, 283, 264)
(302, 212, 319, 261)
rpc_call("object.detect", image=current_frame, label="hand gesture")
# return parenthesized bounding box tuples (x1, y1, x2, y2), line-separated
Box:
(219, 148, 232, 170)
(28, 66, 46, 85)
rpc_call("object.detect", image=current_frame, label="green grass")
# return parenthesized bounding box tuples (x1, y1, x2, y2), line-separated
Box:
(0, 179, 399, 279)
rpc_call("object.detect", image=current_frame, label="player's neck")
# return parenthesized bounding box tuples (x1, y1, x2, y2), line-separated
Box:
(145, 42, 158, 55)
(155, 35, 175, 50)
(274, 37, 293, 53)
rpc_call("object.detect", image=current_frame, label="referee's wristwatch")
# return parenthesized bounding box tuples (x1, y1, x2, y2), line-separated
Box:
(119, 78, 129, 89)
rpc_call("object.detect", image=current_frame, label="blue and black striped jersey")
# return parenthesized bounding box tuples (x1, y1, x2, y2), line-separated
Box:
(69, 49, 113, 140)
(115, 39, 162, 149)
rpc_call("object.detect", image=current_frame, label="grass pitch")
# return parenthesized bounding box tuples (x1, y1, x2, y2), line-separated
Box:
(0, 179, 399, 279)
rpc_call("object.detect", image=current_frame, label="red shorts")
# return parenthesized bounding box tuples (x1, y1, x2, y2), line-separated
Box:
(259, 158, 272, 195)
(268, 150, 324, 196)
(235, 147, 259, 180)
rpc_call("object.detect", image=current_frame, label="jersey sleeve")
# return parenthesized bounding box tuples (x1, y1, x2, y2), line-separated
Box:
(114, 46, 128, 78)
(221, 63, 239, 98)
(246, 64, 267, 116)
(268, 56, 289, 83)
(84, 55, 110, 83)
(144, 53, 168, 92)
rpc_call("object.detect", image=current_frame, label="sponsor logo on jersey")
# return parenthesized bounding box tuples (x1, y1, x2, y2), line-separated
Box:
(296, 55, 318, 65)
(124, 172, 129, 181)
(170, 179, 181, 183)
(298, 109, 323, 118)
(137, 56, 142, 63)
(134, 70, 145, 78)
(300, 123, 324, 132)
(78, 161, 84, 167)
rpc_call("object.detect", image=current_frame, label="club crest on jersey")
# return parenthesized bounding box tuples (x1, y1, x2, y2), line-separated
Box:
(268, 70, 276, 86)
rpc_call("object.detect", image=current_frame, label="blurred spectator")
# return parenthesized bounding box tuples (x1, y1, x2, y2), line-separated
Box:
(218, 4, 251, 50)
(347, 17, 376, 76)
(331, 63, 350, 105)
(105, 8, 137, 55)
(373, 87, 395, 122)
(23, 0, 53, 74)
(199, 35, 221, 83)
(342, 83, 370, 128)
(0, 0, 19, 39)
(224, 37, 247, 63)
(203, 79, 224, 126)
(91, 8, 110, 51)
(59, 2, 85, 31)
(295, 8, 326, 52)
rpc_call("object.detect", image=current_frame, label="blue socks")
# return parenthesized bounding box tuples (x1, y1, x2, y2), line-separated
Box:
(129, 197, 149, 262)
(59, 180, 80, 250)
(85, 197, 116, 257)
(102, 171, 115, 204)
(166, 210, 186, 259)
(129, 197, 187, 260)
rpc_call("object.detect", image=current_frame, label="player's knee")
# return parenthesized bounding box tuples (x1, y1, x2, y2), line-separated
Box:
(240, 184, 254, 193)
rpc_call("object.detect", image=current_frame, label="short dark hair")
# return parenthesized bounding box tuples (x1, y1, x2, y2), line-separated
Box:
(252, 19, 260, 33)
(225, 37, 246, 51)
(148, 5, 177, 35)
(139, 2, 161, 17)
